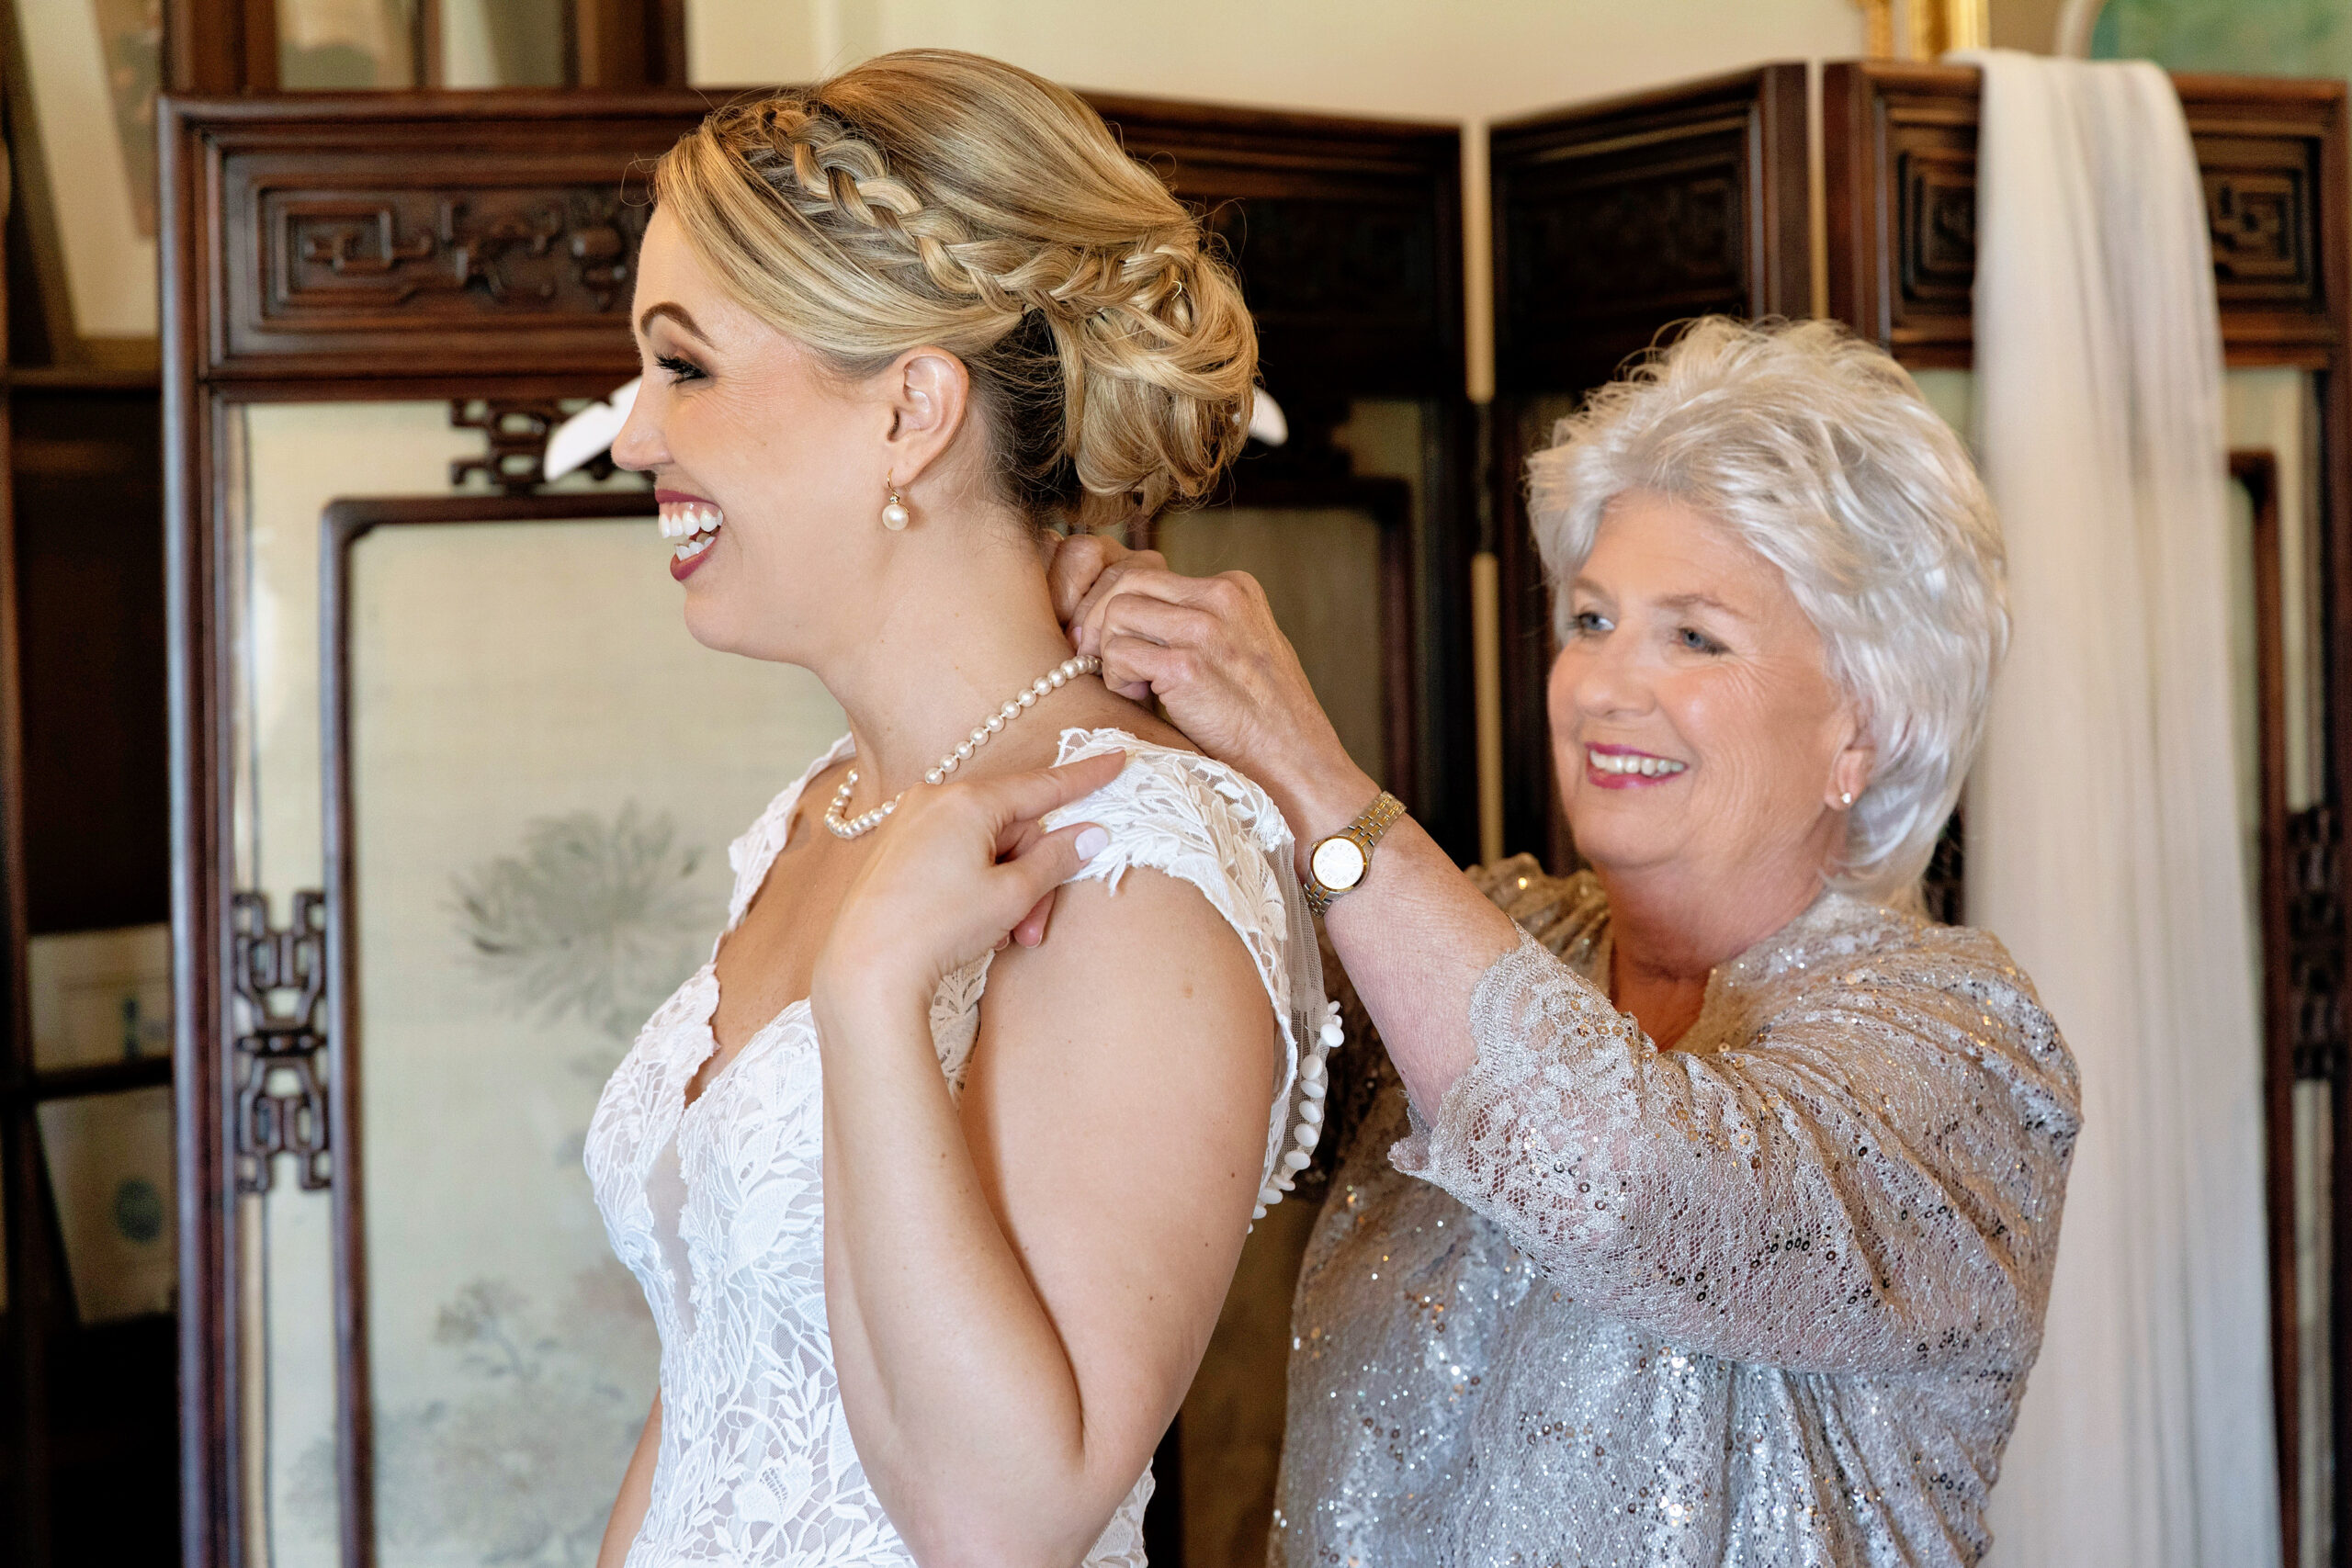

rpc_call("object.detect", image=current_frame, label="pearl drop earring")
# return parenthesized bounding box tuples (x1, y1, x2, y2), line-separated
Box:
(881, 475, 910, 532)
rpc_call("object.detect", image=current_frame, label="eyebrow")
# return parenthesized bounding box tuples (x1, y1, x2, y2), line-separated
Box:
(637, 301, 712, 344)
(1656, 590, 1749, 621)
(1570, 579, 1748, 621)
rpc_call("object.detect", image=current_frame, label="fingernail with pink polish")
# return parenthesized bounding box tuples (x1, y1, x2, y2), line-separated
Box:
(1075, 826, 1109, 861)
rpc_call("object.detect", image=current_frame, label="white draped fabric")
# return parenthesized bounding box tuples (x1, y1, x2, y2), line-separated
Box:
(1959, 49, 2278, 1567)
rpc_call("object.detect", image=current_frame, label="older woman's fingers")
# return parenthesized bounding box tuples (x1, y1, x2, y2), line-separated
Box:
(1067, 554, 1177, 655)
(1072, 565, 1186, 659)
(1094, 592, 1226, 659)
(1100, 630, 1202, 702)
(1047, 533, 1132, 625)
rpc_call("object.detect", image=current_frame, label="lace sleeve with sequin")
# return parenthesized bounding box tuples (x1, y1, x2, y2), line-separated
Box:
(1395, 917, 2081, 1376)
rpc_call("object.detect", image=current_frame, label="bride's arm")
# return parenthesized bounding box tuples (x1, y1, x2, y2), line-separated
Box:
(595, 1393, 660, 1568)
(811, 763, 1274, 1568)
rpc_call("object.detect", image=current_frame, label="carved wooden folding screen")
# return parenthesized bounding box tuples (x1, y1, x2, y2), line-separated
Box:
(162, 89, 1470, 1568)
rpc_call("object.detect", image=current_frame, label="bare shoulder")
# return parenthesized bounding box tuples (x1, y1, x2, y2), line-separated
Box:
(979, 863, 1273, 1076)
(1056, 683, 1194, 755)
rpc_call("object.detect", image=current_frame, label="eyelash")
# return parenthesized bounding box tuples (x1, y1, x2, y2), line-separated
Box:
(655, 353, 706, 384)
(1677, 626, 1726, 654)
(1571, 610, 1725, 656)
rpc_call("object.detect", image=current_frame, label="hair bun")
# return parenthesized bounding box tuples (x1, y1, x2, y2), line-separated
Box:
(656, 51, 1258, 524)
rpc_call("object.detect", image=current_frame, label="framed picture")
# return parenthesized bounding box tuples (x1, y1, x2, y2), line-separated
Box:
(3, 0, 162, 367)
(37, 1085, 175, 1323)
(28, 922, 173, 1071)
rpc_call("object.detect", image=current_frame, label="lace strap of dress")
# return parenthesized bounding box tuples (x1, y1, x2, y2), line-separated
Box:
(1042, 728, 1339, 1213)
(724, 733, 856, 933)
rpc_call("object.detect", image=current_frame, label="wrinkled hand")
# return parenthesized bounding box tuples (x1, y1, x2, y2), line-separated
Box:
(1047, 534, 1168, 701)
(812, 753, 1125, 1006)
(1046, 534, 1356, 813)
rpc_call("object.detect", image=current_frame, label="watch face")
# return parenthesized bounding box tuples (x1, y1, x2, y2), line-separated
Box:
(1311, 834, 1368, 893)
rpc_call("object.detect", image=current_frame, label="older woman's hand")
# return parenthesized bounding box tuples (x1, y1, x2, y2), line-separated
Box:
(1047, 535, 1368, 841)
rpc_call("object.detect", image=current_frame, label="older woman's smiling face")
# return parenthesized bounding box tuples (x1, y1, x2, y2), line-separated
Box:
(1549, 490, 1871, 897)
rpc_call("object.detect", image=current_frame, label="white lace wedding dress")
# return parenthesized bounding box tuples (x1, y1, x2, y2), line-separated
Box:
(586, 728, 1330, 1566)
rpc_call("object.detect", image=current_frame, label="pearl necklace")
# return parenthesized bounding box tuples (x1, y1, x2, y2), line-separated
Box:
(822, 655, 1103, 840)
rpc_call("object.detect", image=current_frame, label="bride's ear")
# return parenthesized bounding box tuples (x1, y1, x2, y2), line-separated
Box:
(878, 347, 972, 490)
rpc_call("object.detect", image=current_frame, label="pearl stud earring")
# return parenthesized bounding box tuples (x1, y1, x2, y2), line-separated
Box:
(1839, 791, 1855, 807)
(881, 475, 910, 532)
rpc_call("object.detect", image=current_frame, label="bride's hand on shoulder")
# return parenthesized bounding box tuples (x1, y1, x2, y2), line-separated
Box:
(811, 751, 1125, 1012)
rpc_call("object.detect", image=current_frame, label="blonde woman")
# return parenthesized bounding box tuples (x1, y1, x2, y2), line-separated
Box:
(582, 53, 1329, 1568)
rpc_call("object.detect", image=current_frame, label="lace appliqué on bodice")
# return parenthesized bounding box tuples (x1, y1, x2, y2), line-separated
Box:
(586, 729, 1320, 1566)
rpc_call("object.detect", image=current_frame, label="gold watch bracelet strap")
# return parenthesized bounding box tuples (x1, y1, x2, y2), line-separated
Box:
(1303, 790, 1407, 916)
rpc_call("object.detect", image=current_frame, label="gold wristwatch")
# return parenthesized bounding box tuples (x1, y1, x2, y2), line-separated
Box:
(1304, 790, 1407, 916)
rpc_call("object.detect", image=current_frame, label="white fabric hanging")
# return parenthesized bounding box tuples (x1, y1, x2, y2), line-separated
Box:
(1957, 49, 2278, 1568)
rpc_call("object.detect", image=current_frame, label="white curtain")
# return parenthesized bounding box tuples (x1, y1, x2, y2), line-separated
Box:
(1959, 49, 2278, 1567)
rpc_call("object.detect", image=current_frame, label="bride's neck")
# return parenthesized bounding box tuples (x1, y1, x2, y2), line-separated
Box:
(820, 534, 1082, 796)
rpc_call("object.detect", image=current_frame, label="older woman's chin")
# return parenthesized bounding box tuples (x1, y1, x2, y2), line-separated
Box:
(1555, 795, 1685, 873)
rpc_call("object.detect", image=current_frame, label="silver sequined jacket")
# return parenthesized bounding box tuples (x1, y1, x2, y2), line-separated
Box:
(1273, 859, 2079, 1567)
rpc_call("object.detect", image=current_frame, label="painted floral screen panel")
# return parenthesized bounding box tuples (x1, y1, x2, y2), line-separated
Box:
(333, 516, 842, 1568)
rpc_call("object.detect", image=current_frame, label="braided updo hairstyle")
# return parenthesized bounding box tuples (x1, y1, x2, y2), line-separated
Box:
(652, 51, 1258, 525)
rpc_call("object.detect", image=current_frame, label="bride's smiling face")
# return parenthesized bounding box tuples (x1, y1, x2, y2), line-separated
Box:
(611, 207, 896, 663)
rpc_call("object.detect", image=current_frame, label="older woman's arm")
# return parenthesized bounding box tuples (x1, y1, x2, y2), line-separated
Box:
(1397, 920, 2078, 1375)
(1054, 538, 2078, 1377)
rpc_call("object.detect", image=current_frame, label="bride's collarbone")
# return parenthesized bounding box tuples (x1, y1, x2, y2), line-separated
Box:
(706, 810, 867, 1060)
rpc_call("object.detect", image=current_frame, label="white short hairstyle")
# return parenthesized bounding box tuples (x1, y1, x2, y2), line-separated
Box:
(1526, 316, 2007, 904)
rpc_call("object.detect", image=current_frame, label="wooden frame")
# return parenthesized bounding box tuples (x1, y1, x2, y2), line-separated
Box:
(320, 489, 655, 1567)
(161, 89, 709, 1568)
(1823, 62, 2346, 368)
(2239, 447, 2306, 1562)
(162, 85, 1474, 1568)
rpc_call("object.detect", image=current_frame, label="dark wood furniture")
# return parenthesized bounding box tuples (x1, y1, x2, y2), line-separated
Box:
(161, 86, 1472, 1568)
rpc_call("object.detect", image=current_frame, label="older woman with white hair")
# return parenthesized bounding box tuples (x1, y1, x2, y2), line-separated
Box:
(1048, 316, 2081, 1565)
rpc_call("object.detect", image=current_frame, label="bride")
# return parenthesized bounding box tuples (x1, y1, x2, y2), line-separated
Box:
(583, 50, 1330, 1568)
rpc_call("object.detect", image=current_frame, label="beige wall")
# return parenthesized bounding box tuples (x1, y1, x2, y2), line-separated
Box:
(686, 0, 1867, 122)
(684, 0, 1870, 401)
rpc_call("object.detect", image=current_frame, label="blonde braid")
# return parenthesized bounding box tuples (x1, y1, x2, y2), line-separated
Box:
(656, 54, 1256, 521)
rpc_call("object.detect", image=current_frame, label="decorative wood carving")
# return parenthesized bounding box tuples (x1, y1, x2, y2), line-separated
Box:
(165, 96, 711, 382)
(228, 890, 332, 1194)
(447, 399, 583, 491)
(273, 187, 643, 313)
(1824, 62, 2344, 366)
(2286, 806, 2346, 1082)
(1489, 65, 1807, 399)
